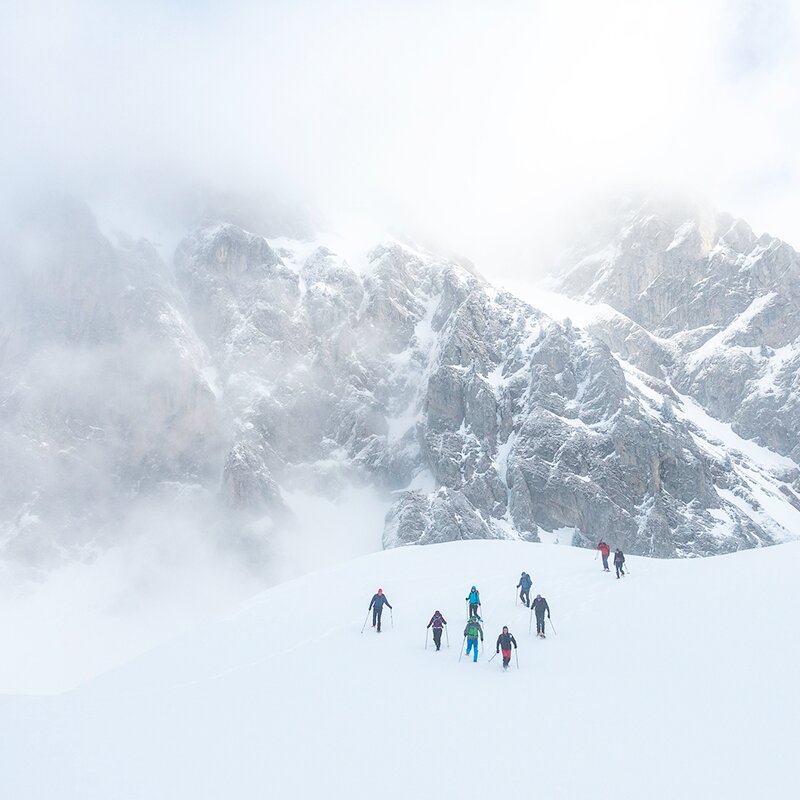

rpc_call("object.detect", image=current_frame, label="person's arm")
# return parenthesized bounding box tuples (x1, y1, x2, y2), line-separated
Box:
(386, 601, 392, 609)
(511, 635, 517, 648)
(496, 635, 501, 652)
(545, 600, 550, 616)
(369, 596, 374, 610)
(479, 624, 484, 641)
(442, 617, 447, 625)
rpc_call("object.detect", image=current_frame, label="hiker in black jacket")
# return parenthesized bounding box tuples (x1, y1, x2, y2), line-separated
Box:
(614, 548, 626, 579)
(427, 610, 447, 650)
(532, 594, 550, 638)
(496, 626, 518, 669)
(368, 589, 392, 633)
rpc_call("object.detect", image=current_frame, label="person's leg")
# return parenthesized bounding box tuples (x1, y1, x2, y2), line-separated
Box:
(433, 629, 442, 650)
(372, 607, 378, 627)
(602, 554, 609, 570)
(466, 638, 475, 659)
(502, 649, 511, 667)
(376, 607, 383, 632)
(537, 616, 544, 634)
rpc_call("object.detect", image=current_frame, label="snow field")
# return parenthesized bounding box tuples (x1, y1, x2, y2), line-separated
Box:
(1, 539, 798, 799)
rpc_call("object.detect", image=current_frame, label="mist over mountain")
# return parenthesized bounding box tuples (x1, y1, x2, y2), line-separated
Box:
(2, 193, 798, 586)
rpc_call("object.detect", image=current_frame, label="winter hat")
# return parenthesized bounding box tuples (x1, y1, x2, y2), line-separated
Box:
(377, 588, 383, 594)
(536, 594, 541, 599)
(471, 585, 476, 590)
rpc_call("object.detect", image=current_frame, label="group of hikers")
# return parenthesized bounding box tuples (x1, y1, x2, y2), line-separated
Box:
(366, 543, 627, 669)
(596, 541, 626, 578)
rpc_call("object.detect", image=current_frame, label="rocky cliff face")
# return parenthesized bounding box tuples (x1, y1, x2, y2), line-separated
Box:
(556, 197, 800, 463)
(2, 196, 798, 566)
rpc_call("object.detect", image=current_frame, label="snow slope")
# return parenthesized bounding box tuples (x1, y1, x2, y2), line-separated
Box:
(2, 540, 798, 799)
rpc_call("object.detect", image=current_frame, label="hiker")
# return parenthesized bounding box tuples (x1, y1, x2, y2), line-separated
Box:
(495, 626, 518, 669)
(517, 571, 532, 607)
(597, 541, 610, 572)
(614, 548, 626, 579)
(532, 594, 550, 637)
(466, 586, 481, 617)
(463, 615, 484, 662)
(368, 588, 392, 633)
(427, 610, 448, 650)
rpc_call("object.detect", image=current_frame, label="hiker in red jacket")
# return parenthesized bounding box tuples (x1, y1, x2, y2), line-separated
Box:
(597, 541, 610, 572)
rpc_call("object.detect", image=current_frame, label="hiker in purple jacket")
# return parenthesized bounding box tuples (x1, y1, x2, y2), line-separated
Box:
(427, 610, 448, 650)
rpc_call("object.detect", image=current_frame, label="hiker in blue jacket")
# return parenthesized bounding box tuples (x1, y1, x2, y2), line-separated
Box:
(368, 589, 392, 633)
(517, 571, 532, 607)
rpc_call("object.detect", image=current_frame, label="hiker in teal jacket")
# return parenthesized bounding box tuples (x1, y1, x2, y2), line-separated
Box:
(463, 616, 484, 662)
(466, 586, 481, 618)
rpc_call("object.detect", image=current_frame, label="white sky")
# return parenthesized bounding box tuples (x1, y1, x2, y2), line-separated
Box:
(2, 0, 799, 272)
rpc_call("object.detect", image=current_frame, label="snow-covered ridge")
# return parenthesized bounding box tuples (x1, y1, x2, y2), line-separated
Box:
(2, 539, 797, 798)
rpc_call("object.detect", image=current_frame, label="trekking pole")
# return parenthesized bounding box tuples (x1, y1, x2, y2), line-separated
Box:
(361, 610, 370, 634)
(515, 649, 520, 670)
(458, 636, 466, 662)
(548, 618, 558, 636)
(515, 588, 518, 606)
(445, 626, 450, 648)
(390, 609, 394, 629)
(528, 608, 532, 634)
(488, 652, 498, 663)
(425, 628, 429, 650)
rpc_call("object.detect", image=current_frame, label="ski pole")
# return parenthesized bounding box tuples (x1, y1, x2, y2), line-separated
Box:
(515, 649, 520, 670)
(445, 625, 450, 648)
(594, 549, 598, 560)
(548, 617, 558, 636)
(515, 588, 518, 606)
(425, 628, 429, 650)
(390, 609, 394, 629)
(528, 608, 532, 634)
(361, 610, 370, 634)
(458, 636, 466, 662)
(488, 652, 498, 663)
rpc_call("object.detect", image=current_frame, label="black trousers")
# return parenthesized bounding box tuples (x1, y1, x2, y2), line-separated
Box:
(469, 603, 480, 617)
(432, 628, 442, 649)
(519, 588, 530, 606)
(536, 614, 546, 634)
(615, 563, 625, 577)
(372, 606, 383, 631)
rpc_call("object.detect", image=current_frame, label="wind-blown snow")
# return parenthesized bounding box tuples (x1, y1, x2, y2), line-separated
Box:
(2, 540, 798, 799)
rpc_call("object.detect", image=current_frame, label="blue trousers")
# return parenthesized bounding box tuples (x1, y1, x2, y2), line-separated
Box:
(466, 638, 480, 662)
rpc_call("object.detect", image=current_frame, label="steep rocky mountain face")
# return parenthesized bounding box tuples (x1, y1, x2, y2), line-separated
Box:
(2, 197, 798, 567)
(556, 198, 800, 461)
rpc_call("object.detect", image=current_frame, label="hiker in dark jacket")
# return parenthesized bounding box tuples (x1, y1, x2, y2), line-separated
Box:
(466, 586, 481, 618)
(597, 541, 610, 571)
(463, 616, 484, 662)
(496, 626, 518, 669)
(427, 610, 448, 650)
(614, 548, 626, 579)
(517, 571, 532, 607)
(532, 594, 550, 637)
(368, 589, 392, 632)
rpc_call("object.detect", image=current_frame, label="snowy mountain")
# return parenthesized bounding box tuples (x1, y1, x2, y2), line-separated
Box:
(2, 538, 798, 799)
(2, 195, 799, 567)
(555, 196, 800, 461)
